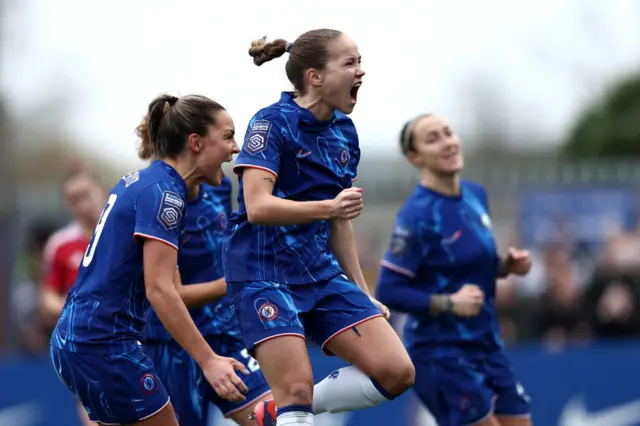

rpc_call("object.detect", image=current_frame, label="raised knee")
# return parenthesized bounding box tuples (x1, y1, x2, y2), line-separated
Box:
(395, 359, 416, 391)
(375, 358, 415, 395)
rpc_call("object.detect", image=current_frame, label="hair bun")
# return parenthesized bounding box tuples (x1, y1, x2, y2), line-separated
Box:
(249, 36, 267, 57)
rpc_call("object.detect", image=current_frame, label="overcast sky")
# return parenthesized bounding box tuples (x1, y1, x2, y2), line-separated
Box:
(2, 0, 640, 168)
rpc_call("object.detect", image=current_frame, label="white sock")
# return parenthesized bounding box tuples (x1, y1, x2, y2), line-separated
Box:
(313, 366, 393, 414)
(276, 411, 314, 426)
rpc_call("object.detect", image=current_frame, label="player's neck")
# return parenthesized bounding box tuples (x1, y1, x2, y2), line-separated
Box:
(420, 170, 460, 196)
(161, 157, 200, 193)
(295, 94, 333, 121)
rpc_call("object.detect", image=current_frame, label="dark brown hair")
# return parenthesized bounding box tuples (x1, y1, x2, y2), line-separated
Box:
(135, 113, 154, 160)
(135, 94, 225, 160)
(248, 29, 343, 94)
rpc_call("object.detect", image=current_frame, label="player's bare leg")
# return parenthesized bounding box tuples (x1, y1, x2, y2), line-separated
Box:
(251, 318, 414, 423)
(495, 415, 532, 426)
(77, 403, 94, 426)
(253, 335, 314, 425)
(317, 316, 415, 409)
(468, 415, 501, 426)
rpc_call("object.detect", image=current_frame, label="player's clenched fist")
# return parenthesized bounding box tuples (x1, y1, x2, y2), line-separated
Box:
(330, 187, 363, 220)
(450, 284, 485, 317)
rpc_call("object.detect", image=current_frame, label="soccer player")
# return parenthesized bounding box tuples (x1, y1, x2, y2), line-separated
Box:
(139, 123, 272, 426)
(40, 168, 106, 426)
(49, 94, 249, 426)
(226, 31, 415, 426)
(376, 114, 533, 426)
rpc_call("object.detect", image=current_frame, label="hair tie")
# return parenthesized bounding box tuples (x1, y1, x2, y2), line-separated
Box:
(163, 96, 179, 113)
(286, 42, 293, 53)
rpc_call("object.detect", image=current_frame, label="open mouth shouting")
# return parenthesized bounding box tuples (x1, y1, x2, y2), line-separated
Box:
(350, 81, 362, 104)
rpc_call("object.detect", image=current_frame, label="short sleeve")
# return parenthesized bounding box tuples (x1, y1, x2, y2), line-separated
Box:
(380, 209, 426, 278)
(133, 184, 186, 250)
(233, 113, 284, 178)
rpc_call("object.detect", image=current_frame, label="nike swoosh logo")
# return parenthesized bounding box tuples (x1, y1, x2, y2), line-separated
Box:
(296, 149, 312, 158)
(0, 402, 43, 426)
(441, 230, 462, 245)
(560, 396, 640, 426)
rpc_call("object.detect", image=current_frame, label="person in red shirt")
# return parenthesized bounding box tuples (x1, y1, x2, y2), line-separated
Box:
(40, 168, 106, 325)
(40, 167, 106, 426)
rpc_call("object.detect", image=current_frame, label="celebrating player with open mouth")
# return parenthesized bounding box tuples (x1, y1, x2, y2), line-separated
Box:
(225, 29, 415, 426)
(139, 117, 274, 425)
(50, 94, 248, 426)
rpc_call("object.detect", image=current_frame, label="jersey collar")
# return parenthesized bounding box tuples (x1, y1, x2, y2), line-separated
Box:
(151, 160, 189, 196)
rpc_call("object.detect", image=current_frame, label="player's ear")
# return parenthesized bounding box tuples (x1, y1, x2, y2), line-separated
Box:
(306, 68, 323, 88)
(187, 133, 202, 154)
(406, 150, 422, 167)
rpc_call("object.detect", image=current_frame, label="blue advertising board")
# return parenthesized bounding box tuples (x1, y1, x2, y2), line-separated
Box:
(2, 341, 640, 426)
(517, 185, 638, 249)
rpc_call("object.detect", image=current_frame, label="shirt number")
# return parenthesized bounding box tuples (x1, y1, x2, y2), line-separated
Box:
(240, 348, 260, 373)
(82, 194, 118, 267)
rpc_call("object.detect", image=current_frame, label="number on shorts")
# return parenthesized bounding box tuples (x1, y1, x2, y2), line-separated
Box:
(82, 194, 118, 267)
(240, 349, 260, 373)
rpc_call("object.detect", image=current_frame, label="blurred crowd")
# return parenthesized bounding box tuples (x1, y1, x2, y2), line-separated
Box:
(497, 227, 640, 349)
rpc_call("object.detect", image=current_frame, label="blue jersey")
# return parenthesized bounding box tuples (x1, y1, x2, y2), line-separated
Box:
(51, 161, 188, 354)
(378, 181, 502, 359)
(223, 92, 359, 285)
(142, 178, 238, 342)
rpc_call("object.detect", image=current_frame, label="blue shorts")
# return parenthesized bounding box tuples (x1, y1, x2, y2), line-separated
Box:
(229, 273, 383, 354)
(144, 334, 271, 424)
(413, 349, 531, 426)
(49, 343, 169, 425)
